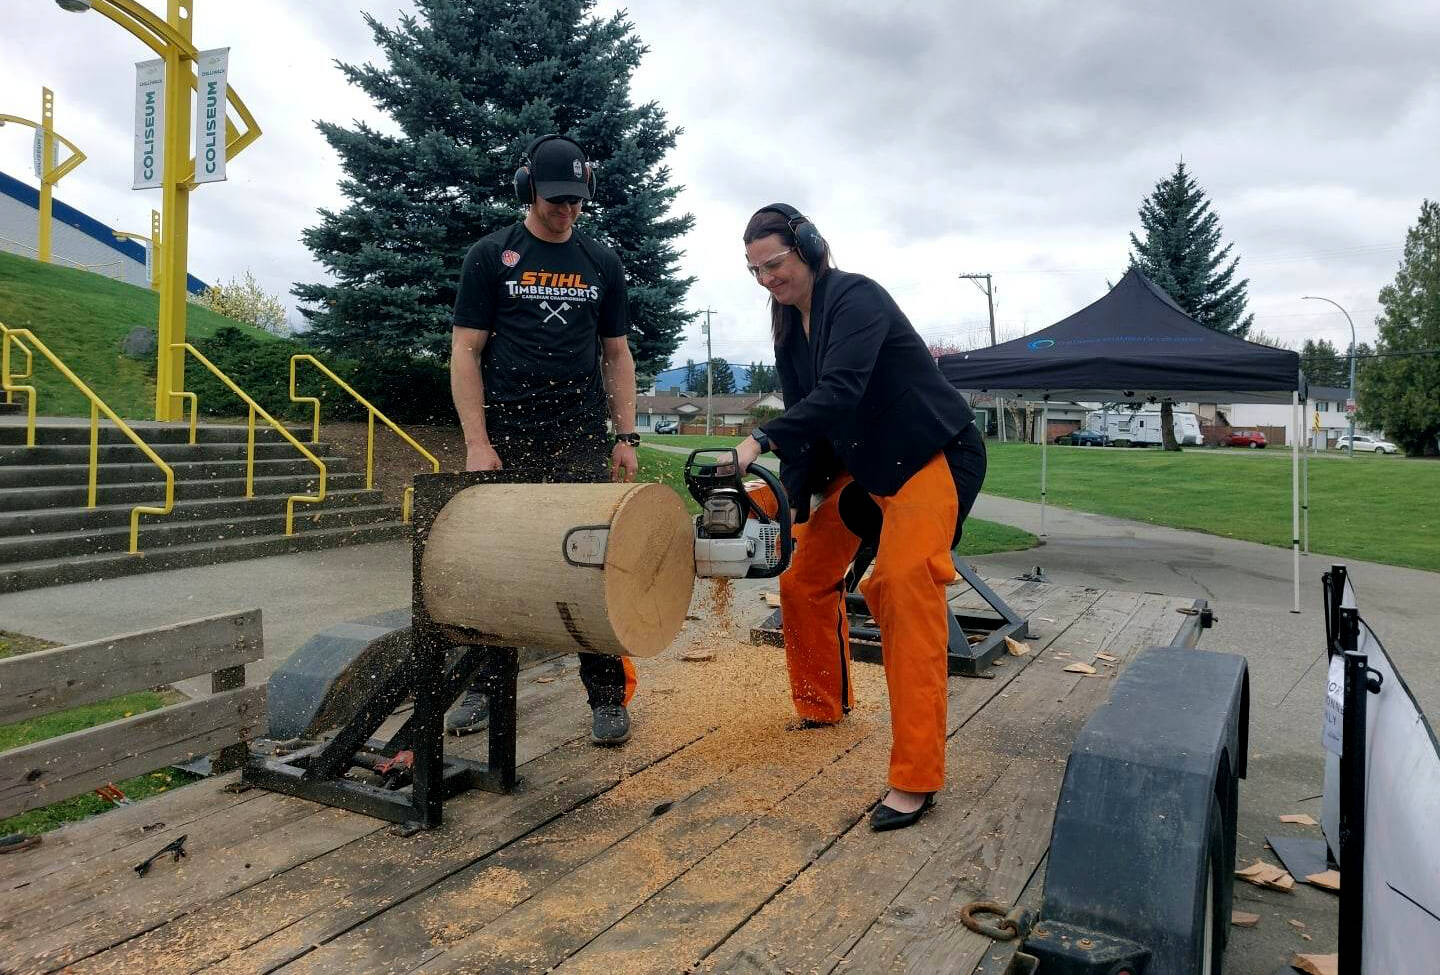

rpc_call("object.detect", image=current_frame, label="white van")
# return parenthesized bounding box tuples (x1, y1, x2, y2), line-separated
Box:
(1086, 408, 1202, 447)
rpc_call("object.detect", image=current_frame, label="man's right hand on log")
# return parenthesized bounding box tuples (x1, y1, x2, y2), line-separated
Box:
(466, 443, 503, 471)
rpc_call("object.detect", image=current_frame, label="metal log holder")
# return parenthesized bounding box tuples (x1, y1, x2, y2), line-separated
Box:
(242, 471, 530, 830)
(750, 540, 1030, 677)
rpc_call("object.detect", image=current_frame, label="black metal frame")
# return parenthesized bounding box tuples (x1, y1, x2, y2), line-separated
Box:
(750, 545, 1030, 677)
(242, 471, 530, 829)
(1323, 563, 1382, 975)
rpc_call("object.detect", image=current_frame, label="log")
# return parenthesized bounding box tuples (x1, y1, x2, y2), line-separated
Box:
(421, 482, 694, 658)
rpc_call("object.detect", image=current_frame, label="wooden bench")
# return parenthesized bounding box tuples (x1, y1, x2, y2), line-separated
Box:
(0, 610, 266, 819)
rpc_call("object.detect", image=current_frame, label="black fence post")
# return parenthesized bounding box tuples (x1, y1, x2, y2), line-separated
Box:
(1338, 607, 1364, 975)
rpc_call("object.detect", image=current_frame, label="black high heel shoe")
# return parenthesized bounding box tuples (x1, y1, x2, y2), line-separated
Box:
(869, 792, 935, 832)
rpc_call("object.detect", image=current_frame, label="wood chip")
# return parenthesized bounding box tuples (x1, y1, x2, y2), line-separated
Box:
(1305, 869, 1340, 892)
(1291, 953, 1338, 975)
(1288, 918, 1307, 930)
(1231, 911, 1261, 927)
(1280, 814, 1318, 826)
(1095, 652, 1118, 662)
(967, 634, 986, 644)
(1236, 859, 1295, 891)
(1063, 662, 1097, 675)
(534, 676, 557, 683)
(1004, 636, 1031, 657)
(679, 649, 715, 662)
(761, 591, 781, 608)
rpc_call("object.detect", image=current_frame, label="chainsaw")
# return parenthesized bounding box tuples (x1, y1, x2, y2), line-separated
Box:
(684, 448, 793, 578)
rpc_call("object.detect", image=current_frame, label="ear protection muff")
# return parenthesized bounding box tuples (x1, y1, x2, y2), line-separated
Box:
(756, 203, 827, 267)
(513, 134, 596, 204)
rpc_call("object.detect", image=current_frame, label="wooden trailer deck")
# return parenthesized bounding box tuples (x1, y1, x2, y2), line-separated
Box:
(0, 578, 1199, 975)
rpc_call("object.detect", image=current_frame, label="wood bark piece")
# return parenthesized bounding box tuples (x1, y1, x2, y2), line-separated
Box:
(1236, 859, 1295, 891)
(1004, 636, 1031, 656)
(1231, 911, 1261, 927)
(1063, 662, 1097, 675)
(1291, 953, 1338, 975)
(1305, 869, 1341, 892)
(761, 591, 781, 608)
(1280, 813, 1318, 826)
(422, 482, 695, 658)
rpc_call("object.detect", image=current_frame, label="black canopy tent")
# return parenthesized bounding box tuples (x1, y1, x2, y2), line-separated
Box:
(939, 269, 1310, 612)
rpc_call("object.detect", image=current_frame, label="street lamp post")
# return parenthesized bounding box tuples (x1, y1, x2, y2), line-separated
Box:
(54, 0, 260, 421)
(0, 87, 87, 264)
(1302, 295, 1357, 458)
(113, 208, 162, 291)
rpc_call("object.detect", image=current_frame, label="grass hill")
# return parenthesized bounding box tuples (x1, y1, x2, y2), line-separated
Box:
(0, 250, 283, 418)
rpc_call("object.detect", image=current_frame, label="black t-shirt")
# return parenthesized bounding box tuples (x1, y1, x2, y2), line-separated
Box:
(452, 222, 628, 436)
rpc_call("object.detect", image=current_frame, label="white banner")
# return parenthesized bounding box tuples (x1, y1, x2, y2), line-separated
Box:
(32, 129, 42, 179)
(1320, 582, 1440, 972)
(193, 47, 229, 184)
(133, 59, 165, 189)
(144, 241, 153, 286)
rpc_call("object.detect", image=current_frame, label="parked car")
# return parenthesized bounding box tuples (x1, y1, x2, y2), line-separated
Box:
(1226, 429, 1267, 448)
(653, 420, 679, 435)
(1057, 429, 1110, 447)
(1334, 434, 1398, 454)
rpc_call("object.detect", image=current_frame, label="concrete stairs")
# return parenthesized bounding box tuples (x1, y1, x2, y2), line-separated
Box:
(0, 419, 410, 592)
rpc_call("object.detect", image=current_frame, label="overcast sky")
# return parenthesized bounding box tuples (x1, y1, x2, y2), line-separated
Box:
(2, 1, 1436, 371)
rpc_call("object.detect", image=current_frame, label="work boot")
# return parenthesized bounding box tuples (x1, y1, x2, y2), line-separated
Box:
(444, 690, 489, 736)
(590, 704, 631, 745)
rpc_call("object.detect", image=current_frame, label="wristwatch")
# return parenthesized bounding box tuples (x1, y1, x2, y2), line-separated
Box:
(614, 431, 641, 446)
(749, 428, 772, 454)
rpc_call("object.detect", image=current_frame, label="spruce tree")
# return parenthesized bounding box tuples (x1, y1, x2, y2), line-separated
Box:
(1129, 160, 1253, 337)
(1128, 160, 1254, 449)
(1360, 199, 1440, 456)
(293, 0, 694, 378)
(707, 357, 737, 395)
(1300, 338, 1349, 388)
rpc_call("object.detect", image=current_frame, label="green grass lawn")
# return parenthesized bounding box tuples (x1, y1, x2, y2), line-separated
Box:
(0, 630, 199, 836)
(982, 442, 1440, 571)
(640, 433, 744, 450)
(0, 249, 278, 418)
(636, 446, 1037, 557)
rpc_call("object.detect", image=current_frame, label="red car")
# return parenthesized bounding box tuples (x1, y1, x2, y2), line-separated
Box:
(1226, 429, 1267, 448)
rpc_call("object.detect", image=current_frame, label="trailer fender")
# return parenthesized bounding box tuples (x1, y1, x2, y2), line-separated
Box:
(1025, 646, 1249, 975)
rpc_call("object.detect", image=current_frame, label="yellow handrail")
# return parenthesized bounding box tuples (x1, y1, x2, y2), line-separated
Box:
(1, 324, 174, 554)
(173, 343, 325, 534)
(290, 354, 439, 523)
(0, 322, 33, 406)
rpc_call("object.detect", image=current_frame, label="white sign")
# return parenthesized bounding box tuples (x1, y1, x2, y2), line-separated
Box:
(1321, 653, 1344, 756)
(132, 59, 165, 189)
(144, 241, 153, 286)
(32, 129, 42, 179)
(193, 48, 229, 184)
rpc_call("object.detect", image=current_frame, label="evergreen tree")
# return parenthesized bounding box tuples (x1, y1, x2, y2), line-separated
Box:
(707, 357, 737, 395)
(745, 361, 778, 393)
(1359, 199, 1440, 456)
(683, 358, 702, 394)
(1128, 160, 1254, 449)
(1300, 338, 1349, 388)
(292, 0, 694, 378)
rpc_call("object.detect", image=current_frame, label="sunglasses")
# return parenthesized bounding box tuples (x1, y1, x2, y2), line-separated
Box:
(746, 247, 794, 280)
(544, 195, 584, 206)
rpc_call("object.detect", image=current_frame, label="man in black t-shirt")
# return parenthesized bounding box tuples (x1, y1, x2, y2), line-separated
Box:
(449, 134, 641, 746)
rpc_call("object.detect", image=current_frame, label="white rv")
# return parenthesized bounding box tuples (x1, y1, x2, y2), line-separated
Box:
(1086, 408, 1202, 446)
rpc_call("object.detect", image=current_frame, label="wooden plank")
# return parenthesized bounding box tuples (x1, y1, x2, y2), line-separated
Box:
(837, 592, 1181, 973)
(0, 793, 378, 974)
(65, 636, 766, 975)
(0, 610, 263, 725)
(4, 655, 609, 974)
(705, 588, 1147, 975)
(0, 686, 265, 820)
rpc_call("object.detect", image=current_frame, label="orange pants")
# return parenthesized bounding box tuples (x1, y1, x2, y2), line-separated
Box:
(754, 452, 958, 791)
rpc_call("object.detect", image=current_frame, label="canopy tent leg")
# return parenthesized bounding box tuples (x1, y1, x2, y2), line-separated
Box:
(1040, 401, 1049, 537)
(1303, 396, 1311, 555)
(1291, 391, 1300, 614)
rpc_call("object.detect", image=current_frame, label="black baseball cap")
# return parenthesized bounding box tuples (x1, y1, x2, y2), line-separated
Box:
(531, 137, 592, 201)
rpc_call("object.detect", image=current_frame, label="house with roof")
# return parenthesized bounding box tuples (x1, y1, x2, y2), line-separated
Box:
(636, 392, 783, 433)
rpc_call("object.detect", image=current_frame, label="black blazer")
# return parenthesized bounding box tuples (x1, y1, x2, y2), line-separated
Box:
(761, 270, 976, 519)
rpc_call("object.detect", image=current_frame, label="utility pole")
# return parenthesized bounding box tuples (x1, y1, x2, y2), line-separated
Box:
(959, 272, 1002, 440)
(700, 307, 716, 435)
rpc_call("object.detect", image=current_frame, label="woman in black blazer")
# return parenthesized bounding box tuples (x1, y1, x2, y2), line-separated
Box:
(735, 204, 987, 832)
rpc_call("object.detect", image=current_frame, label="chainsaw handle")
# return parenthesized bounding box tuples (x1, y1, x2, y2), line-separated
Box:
(743, 461, 793, 579)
